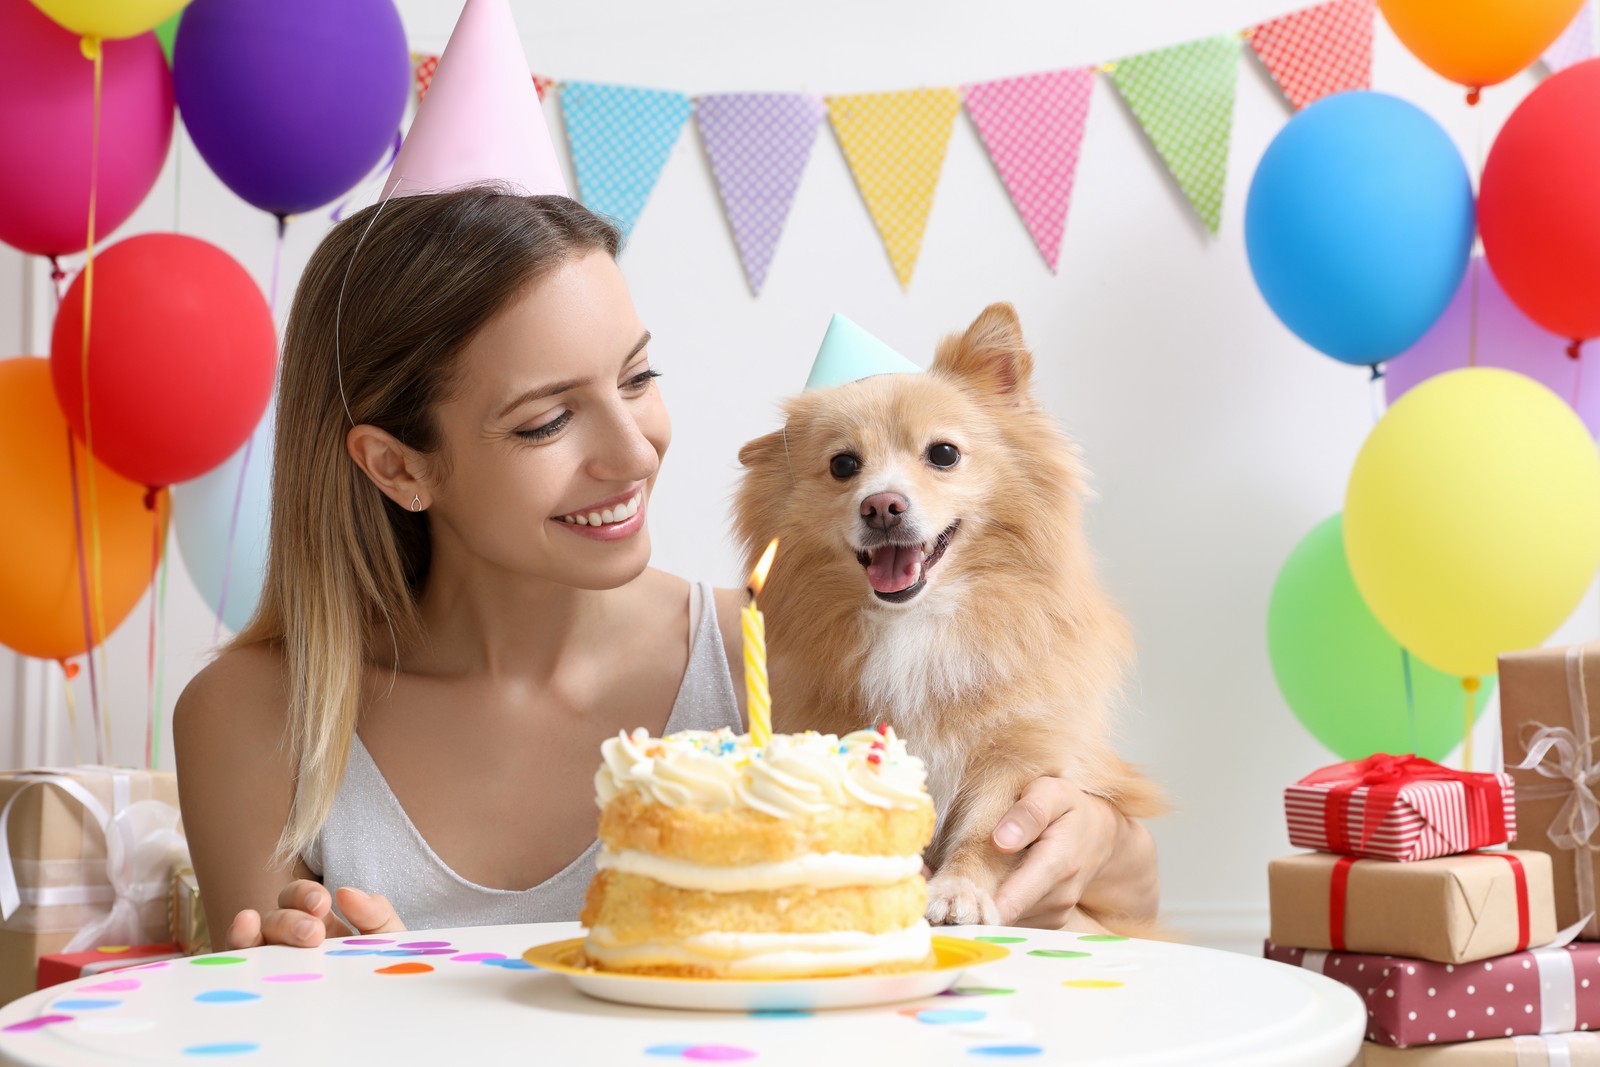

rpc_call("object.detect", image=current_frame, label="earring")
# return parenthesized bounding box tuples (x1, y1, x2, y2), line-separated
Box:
(410, 494, 422, 513)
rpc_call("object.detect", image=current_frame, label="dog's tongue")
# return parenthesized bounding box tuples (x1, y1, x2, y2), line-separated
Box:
(866, 544, 922, 594)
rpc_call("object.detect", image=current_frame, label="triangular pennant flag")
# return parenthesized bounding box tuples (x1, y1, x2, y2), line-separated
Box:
(1247, 0, 1374, 109)
(532, 74, 553, 101)
(695, 93, 827, 296)
(963, 69, 1095, 272)
(827, 88, 963, 288)
(1107, 35, 1239, 235)
(561, 82, 693, 239)
(414, 53, 439, 103)
(1544, 0, 1596, 72)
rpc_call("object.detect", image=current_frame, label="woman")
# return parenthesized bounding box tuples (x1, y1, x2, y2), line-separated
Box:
(173, 187, 1159, 949)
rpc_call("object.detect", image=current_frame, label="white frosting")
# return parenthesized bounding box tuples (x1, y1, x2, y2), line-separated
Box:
(585, 920, 933, 977)
(595, 726, 929, 818)
(596, 847, 922, 891)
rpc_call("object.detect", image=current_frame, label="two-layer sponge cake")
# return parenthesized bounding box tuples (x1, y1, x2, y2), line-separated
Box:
(579, 726, 936, 978)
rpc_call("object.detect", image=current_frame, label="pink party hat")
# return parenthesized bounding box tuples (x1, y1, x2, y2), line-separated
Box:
(381, 0, 567, 199)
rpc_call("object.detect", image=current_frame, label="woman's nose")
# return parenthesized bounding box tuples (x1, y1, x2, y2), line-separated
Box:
(589, 399, 660, 483)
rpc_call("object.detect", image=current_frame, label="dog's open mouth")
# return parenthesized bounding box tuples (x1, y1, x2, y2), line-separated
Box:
(854, 521, 960, 603)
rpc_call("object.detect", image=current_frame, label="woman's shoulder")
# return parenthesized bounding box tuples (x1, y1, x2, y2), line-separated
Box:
(173, 642, 290, 755)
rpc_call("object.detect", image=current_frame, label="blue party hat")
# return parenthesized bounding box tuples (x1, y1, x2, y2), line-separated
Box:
(803, 314, 922, 391)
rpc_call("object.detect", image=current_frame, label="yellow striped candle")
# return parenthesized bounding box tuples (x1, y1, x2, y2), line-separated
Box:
(744, 539, 779, 747)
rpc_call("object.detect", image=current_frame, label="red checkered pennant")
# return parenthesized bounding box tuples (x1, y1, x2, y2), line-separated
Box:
(1248, 0, 1374, 110)
(414, 53, 440, 104)
(533, 74, 553, 101)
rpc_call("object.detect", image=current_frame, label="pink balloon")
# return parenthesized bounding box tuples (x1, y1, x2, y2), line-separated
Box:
(1385, 255, 1599, 437)
(0, 0, 174, 258)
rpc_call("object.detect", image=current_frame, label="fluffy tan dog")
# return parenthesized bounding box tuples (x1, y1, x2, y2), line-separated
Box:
(734, 303, 1164, 928)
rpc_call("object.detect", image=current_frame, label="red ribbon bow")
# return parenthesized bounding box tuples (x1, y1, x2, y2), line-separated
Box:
(1298, 753, 1507, 856)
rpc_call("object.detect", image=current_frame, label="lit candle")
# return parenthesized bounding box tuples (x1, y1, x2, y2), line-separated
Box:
(743, 538, 779, 747)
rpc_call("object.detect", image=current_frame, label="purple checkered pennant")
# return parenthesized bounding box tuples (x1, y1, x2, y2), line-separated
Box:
(695, 93, 828, 296)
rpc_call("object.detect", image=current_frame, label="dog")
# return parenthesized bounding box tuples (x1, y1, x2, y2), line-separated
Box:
(733, 302, 1165, 930)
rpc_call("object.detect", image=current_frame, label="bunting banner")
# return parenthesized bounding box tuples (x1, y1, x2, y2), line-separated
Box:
(695, 93, 828, 296)
(964, 68, 1095, 273)
(1543, 0, 1596, 72)
(1248, 0, 1375, 109)
(561, 82, 693, 240)
(1107, 35, 1239, 235)
(827, 88, 964, 289)
(414, 53, 552, 104)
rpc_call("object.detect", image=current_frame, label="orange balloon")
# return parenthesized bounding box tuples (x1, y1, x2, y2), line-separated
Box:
(1377, 0, 1586, 92)
(0, 357, 163, 661)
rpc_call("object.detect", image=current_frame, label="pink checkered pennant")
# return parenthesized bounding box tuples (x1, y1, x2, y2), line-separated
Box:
(963, 69, 1095, 273)
(1543, 0, 1597, 72)
(1247, 0, 1374, 110)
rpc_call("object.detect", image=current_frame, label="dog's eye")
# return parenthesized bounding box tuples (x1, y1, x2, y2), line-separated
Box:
(829, 453, 861, 480)
(927, 443, 961, 469)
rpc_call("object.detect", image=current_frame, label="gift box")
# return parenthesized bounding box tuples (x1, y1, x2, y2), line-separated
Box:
(1269, 850, 1556, 964)
(1286, 754, 1517, 862)
(1500, 641, 1600, 940)
(1355, 1032, 1600, 1064)
(1266, 939, 1600, 1048)
(36, 942, 183, 990)
(0, 767, 188, 1005)
(169, 866, 209, 956)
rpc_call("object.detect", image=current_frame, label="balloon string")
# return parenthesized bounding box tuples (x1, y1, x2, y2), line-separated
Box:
(1401, 647, 1417, 756)
(64, 430, 104, 764)
(151, 527, 171, 771)
(81, 38, 112, 762)
(145, 492, 164, 769)
(1467, 258, 1481, 368)
(1461, 677, 1479, 771)
(212, 433, 255, 644)
(57, 662, 82, 768)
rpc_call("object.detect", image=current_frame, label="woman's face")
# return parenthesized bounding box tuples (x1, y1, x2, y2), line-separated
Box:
(425, 249, 670, 591)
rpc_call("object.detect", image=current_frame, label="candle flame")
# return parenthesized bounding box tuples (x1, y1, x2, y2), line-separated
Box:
(748, 538, 779, 597)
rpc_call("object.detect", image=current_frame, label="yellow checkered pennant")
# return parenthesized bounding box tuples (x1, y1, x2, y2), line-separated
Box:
(827, 88, 963, 289)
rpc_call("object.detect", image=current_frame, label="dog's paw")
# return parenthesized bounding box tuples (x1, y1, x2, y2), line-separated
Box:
(925, 871, 1001, 926)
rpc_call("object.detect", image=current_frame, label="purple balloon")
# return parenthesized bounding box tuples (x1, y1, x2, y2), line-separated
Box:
(1386, 255, 1599, 437)
(172, 0, 409, 217)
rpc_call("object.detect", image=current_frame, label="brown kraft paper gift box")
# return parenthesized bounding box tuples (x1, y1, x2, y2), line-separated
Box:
(1500, 641, 1600, 940)
(0, 768, 182, 1005)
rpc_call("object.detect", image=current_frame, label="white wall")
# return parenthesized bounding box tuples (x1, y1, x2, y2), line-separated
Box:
(3, 0, 1596, 951)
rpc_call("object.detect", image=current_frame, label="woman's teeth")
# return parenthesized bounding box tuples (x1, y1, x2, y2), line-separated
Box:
(558, 494, 642, 527)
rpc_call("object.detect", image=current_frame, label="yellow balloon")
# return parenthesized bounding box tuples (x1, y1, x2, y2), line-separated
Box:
(28, 0, 189, 41)
(1377, 0, 1586, 91)
(1345, 368, 1600, 679)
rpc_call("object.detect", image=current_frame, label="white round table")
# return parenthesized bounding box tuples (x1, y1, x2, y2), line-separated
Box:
(0, 922, 1364, 1066)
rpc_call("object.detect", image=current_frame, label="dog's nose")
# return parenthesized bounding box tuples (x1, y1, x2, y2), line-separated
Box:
(860, 492, 909, 532)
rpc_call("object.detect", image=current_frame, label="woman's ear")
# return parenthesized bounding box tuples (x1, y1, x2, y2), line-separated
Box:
(346, 424, 430, 509)
(931, 302, 1035, 402)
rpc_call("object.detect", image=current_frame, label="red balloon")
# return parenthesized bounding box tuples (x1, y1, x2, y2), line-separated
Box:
(1479, 58, 1600, 345)
(50, 234, 276, 487)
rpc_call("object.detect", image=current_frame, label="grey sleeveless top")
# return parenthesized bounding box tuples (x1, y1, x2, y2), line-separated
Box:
(302, 581, 741, 930)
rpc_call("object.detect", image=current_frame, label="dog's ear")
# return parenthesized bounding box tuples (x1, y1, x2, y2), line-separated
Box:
(738, 430, 786, 470)
(931, 302, 1034, 402)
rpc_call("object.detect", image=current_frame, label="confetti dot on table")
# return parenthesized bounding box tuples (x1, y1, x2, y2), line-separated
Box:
(375, 962, 434, 975)
(683, 1047, 757, 1062)
(262, 974, 324, 983)
(1077, 935, 1128, 943)
(945, 987, 1016, 997)
(398, 941, 451, 949)
(646, 1047, 696, 1057)
(1063, 979, 1124, 990)
(969, 1045, 1044, 1057)
(130, 961, 171, 971)
(195, 991, 262, 1004)
(974, 936, 1026, 944)
(325, 949, 379, 957)
(749, 1009, 812, 1018)
(1027, 950, 1090, 959)
(80, 978, 141, 992)
(451, 953, 506, 963)
(3, 1014, 73, 1033)
(482, 959, 536, 970)
(191, 957, 247, 967)
(341, 938, 394, 946)
(183, 1042, 260, 1056)
(51, 1000, 120, 1011)
(917, 1009, 987, 1024)
(406, 948, 460, 956)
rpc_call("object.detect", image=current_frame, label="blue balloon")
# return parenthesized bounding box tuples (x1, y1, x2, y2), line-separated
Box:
(172, 404, 274, 633)
(1245, 92, 1475, 366)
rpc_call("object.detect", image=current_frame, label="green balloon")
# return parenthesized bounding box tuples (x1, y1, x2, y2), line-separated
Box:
(155, 11, 180, 65)
(1267, 514, 1493, 761)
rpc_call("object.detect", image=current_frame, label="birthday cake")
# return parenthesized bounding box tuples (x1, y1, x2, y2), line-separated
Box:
(579, 726, 937, 978)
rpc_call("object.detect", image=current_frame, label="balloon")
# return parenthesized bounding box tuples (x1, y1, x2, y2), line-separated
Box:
(1376, 0, 1585, 94)
(50, 234, 277, 487)
(1345, 368, 1600, 679)
(1245, 92, 1474, 366)
(1386, 256, 1599, 438)
(0, 358, 162, 661)
(172, 0, 410, 216)
(0, 1, 173, 257)
(27, 0, 189, 40)
(153, 10, 177, 63)
(172, 402, 273, 632)
(1479, 58, 1600, 344)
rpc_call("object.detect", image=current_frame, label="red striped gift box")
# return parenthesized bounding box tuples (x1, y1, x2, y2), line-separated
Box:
(1286, 754, 1516, 862)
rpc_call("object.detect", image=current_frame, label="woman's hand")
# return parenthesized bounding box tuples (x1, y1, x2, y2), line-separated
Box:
(224, 881, 407, 949)
(989, 776, 1159, 929)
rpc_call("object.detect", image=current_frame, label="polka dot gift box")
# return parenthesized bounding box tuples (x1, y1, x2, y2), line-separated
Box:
(1265, 939, 1600, 1048)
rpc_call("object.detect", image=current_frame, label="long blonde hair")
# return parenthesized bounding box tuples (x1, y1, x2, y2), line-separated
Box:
(230, 186, 621, 865)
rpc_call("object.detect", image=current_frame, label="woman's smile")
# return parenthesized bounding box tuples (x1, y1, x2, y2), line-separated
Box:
(552, 485, 647, 541)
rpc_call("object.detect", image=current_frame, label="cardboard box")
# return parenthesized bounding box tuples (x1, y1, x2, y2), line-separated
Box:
(36, 943, 183, 990)
(169, 867, 209, 956)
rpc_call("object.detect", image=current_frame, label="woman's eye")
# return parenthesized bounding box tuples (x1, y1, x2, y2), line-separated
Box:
(515, 411, 572, 441)
(927, 443, 960, 468)
(622, 368, 662, 392)
(830, 453, 861, 480)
